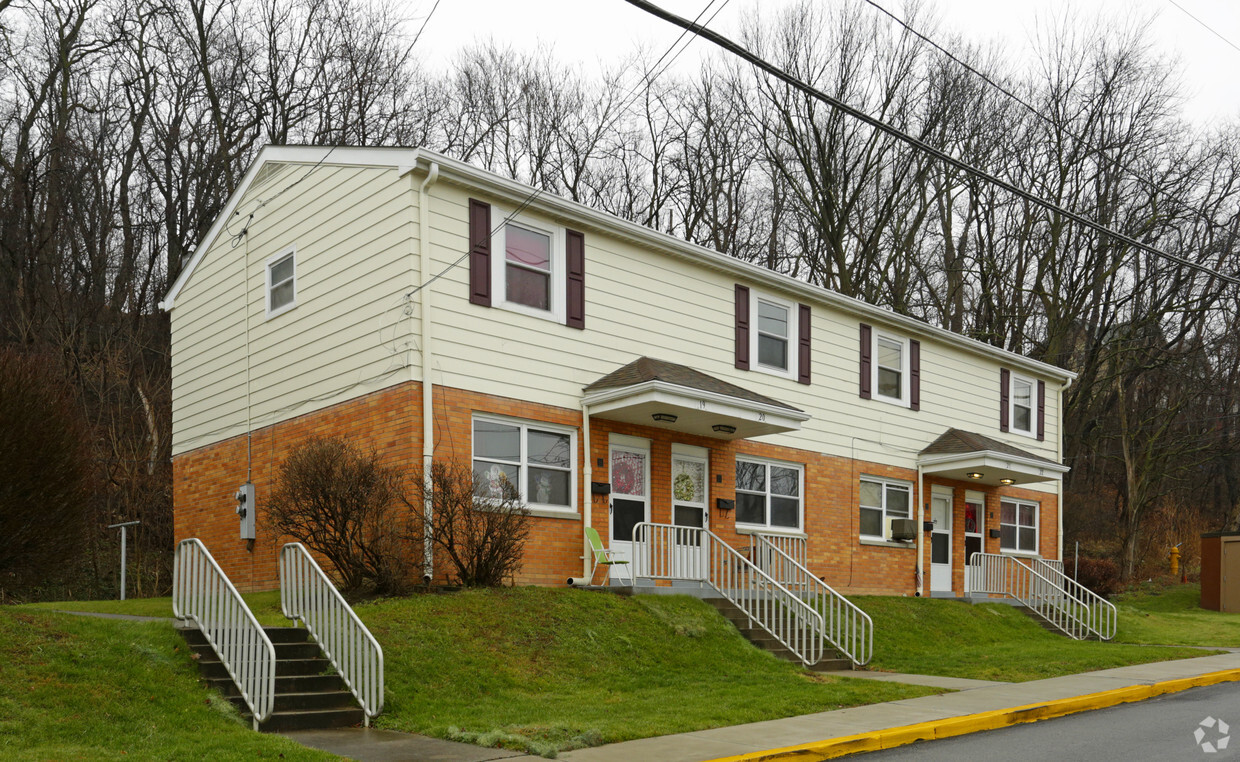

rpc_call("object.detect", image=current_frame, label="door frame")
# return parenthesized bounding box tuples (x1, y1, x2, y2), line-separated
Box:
(963, 490, 985, 593)
(607, 434, 651, 580)
(929, 486, 953, 593)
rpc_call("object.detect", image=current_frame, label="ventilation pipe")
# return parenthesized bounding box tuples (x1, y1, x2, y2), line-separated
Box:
(568, 401, 594, 587)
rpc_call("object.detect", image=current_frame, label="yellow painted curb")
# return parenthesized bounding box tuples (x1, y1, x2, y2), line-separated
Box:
(706, 668, 1240, 762)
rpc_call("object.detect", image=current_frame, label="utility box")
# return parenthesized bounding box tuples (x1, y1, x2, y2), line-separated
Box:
(236, 483, 256, 540)
(1200, 531, 1240, 612)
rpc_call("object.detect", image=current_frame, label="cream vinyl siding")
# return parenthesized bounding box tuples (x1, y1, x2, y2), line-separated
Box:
(171, 163, 418, 455)
(426, 181, 1061, 492)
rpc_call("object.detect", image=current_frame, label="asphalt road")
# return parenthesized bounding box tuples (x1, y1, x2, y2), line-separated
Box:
(854, 681, 1240, 761)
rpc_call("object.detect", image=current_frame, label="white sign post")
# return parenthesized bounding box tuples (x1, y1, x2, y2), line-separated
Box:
(107, 521, 140, 600)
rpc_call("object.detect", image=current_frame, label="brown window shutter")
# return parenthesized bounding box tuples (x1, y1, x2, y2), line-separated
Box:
(735, 284, 750, 370)
(468, 199, 491, 306)
(859, 324, 872, 399)
(797, 304, 811, 385)
(1037, 380, 1046, 441)
(566, 229, 585, 329)
(1000, 368, 1011, 432)
(910, 339, 921, 411)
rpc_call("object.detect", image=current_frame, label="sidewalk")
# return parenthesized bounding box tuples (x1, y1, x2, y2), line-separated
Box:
(491, 651, 1240, 762)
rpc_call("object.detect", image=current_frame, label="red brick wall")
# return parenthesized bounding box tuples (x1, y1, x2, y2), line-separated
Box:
(173, 381, 1060, 596)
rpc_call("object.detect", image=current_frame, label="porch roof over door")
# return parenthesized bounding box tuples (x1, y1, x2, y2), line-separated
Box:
(918, 428, 1069, 486)
(581, 357, 809, 441)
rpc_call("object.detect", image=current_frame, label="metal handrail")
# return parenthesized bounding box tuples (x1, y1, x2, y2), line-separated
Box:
(968, 552, 1116, 640)
(750, 534, 872, 666)
(630, 522, 827, 666)
(280, 543, 385, 724)
(172, 539, 276, 729)
(1028, 556, 1117, 640)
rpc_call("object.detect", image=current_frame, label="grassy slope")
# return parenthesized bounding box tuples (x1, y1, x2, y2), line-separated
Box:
(24, 591, 288, 627)
(0, 608, 333, 761)
(1113, 583, 1240, 647)
(361, 589, 936, 755)
(858, 595, 1217, 682)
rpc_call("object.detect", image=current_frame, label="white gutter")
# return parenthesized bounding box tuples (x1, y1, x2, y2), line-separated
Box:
(418, 160, 439, 583)
(1058, 375, 1073, 563)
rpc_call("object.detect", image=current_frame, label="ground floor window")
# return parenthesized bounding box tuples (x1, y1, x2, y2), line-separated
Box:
(1000, 498, 1038, 553)
(859, 476, 911, 540)
(472, 414, 575, 513)
(735, 457, 802, 531)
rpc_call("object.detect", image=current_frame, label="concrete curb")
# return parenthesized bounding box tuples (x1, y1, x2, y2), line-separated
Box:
(706, 668, 1240, 761)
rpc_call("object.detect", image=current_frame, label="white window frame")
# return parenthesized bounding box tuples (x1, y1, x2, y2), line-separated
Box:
(749, 289, 798, 381)
(871, 330, 910, 407)
(265, 247, 297, 318)
(489, 209, 566, 324)
(859, 475, 913, 541)
(999, 498, 1039, 555)
(471, 413, 577, 517)
(1009, 372, 1037, 438)
(735, 456, 804, 533)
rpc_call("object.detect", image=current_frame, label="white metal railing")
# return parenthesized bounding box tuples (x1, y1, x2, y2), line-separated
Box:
(631, 522, 826, 666)
(172, 539, 275, 729)
(280, 543, 384, 725)
(750, 534, 872, 666)
(968, 552, 1116, 640)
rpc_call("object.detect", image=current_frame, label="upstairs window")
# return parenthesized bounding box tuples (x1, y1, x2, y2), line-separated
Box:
(876, 335, 904, 401)
(504, 223, 552, 311)
(266, 249, 296, 317)
(1011, 374, 1035, 435)
(756, 299, 790, 371)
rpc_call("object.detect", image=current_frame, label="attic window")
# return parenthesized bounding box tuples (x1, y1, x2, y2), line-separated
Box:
(267, 249, 296, 316)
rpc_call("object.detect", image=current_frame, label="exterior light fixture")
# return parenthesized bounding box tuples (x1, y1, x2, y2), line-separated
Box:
(966, 472, 983, 480)
(712, 424, 737, 434)
(652, 413, 678, 423)
(999, 478, 1014, 486)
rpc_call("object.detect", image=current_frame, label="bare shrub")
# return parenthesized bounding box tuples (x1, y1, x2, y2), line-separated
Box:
(267, 437, 414, 595)
(0, 349, 93, 601)
(1074, 557, 1121, 598)
(407, 460, 531, 587)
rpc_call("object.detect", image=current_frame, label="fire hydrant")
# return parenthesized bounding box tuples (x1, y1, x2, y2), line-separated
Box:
(1170, 546, 1180, 579)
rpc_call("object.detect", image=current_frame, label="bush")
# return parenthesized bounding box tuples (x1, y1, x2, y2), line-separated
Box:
(407, 460, 531, 587)
(1074, 556, 1121, 598)
(0, 349, 93, 601)
(266, 436, 414, 594)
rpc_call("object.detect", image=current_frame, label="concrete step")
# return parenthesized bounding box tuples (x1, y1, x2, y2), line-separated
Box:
(250, 707, 365, 732)
(208, 674, 346, 697)
(194, 655, 331, 679)
(227, 689, 359, 713)
(708, 597, 855, 670)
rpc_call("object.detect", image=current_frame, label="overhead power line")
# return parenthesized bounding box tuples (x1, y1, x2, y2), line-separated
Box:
(1166, 0, 1240, 55)
(860, 0, 1234, 244)
(623, 0, 1240, 288)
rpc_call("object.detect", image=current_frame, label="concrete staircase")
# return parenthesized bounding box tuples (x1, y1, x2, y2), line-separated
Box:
(705, 597, 854, 671)
(181, 625, 364, 731)
(1015, 605, 1103, 640)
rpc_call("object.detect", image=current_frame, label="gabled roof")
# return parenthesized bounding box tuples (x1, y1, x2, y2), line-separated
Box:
(584, 357, 802, 413)
(161, 145, 1075, 384)
(920, 428, 1058, 467)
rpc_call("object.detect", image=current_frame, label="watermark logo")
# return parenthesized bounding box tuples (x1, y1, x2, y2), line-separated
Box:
(1195, 716, 1230, 754)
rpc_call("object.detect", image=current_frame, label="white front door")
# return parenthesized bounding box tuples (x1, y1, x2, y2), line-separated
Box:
(930, 488, 953, 593)
(963, 492, 984, 593)
(671, 448, 709, 580)
(608, 442, 650, 580)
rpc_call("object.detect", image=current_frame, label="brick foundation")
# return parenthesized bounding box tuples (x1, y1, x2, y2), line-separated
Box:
(173, 381, 1059, 594)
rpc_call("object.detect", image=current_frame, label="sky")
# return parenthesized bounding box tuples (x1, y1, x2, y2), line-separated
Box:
(406, 0, 1240, 128)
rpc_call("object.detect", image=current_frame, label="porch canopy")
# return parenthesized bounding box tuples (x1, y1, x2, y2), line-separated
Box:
(582, 357, 809, 440)
(918, 428, 1069, 486)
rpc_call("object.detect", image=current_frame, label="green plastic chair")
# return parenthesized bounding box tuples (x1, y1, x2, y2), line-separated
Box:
(584, 526, 632, 586)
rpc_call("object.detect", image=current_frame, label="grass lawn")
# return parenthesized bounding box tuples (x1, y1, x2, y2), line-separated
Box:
(1112, 582, 1240, 647)
(23, 590, 289, 627)
(857, 595, 1218, 682)
(0, 607, 333, 761)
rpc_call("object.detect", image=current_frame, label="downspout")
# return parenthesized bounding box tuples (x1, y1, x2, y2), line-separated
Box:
(418, 161, 440, 583)
(581, 402, 593, 582)
(916, 463, 924, 597)
(1057, 375, 1073, 563)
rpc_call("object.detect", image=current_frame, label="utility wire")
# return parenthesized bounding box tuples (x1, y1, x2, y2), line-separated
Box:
(860, 0, 1237, 247)
(623, 0, 1240, 287)
(1166, 0, 1240, 55)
